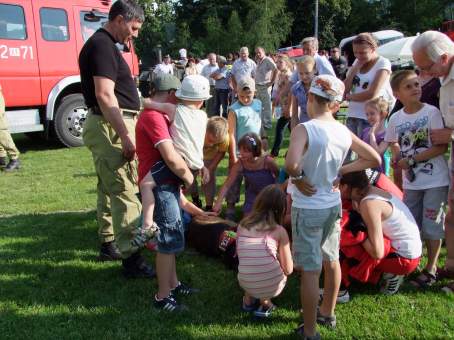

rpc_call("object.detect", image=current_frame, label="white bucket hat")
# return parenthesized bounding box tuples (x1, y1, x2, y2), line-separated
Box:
(176, 75, 212, 101)
(309, 75, 345, 102)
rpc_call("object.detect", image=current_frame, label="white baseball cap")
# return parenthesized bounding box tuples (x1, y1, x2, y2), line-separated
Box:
(309, 75, 344, 102)
(175, 75, 212, 101)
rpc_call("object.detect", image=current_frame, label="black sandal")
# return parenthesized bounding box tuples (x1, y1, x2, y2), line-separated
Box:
(410, 270, 437, 289)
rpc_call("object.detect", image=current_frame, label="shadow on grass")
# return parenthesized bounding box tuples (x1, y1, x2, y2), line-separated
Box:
(13, 133, 65, 153)
(0, 211, 302, 339)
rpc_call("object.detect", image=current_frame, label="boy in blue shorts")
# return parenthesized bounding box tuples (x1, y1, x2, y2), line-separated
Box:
(286, 75, 380, 339)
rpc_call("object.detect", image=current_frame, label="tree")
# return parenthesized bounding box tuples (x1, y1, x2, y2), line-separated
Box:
(244, 0, 293, 52)
(225, 11, 244, 54)
(204, 15, 223, 55)
(135, 0, 174, 66)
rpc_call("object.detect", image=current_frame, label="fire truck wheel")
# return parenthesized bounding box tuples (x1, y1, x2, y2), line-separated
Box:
(54, 94, 87, 147)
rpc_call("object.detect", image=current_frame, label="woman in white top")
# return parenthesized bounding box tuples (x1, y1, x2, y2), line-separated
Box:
(344, 33, 395, 139)
(340, 170, 422, 295)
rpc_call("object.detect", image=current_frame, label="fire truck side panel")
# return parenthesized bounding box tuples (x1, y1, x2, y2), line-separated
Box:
(0, 0, 41, 107)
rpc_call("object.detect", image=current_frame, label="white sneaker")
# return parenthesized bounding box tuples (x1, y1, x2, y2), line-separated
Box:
(380, 273, 404, 295)
(319, 288, 350, 303)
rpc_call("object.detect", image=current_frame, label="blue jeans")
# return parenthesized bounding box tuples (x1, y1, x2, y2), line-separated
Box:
(346, 117, 370, 161)
(153, 184, 184, 254)
(214, 88, 229, 118)
(271, 116, 291, 157)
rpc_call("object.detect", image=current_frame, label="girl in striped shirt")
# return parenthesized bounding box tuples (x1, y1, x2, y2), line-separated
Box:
(237, 184, 293, 318)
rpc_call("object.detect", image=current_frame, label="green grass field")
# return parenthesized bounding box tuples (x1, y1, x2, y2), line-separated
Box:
(0, 130, 453, 340)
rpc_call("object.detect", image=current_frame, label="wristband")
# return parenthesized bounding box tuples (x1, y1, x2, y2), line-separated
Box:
(294, 170, 306, 181)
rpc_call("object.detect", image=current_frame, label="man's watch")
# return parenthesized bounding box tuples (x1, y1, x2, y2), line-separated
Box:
(406, 156, 417, 167)
(450, 129, 454, 141)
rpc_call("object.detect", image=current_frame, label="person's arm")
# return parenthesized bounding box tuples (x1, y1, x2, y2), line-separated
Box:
(142, 99, 177, 121)
(277, 227, 293, 275)
(285, 124, 307, 176)
(359, 199, 385, 259)
(340, 132, 381, 176)
(430, 128, 454, 145)
(94, 76, 135, 161)
(343, 60, 361, 96)
(290, 95, 299, 129)
(346, 69, 390, 102)
(180, 192, 215, 216)
(285, 124, 317, 196)
(265, 156, 280, 178)
(227, 110, 237, 167)
(269, 67, 278, 87)
(156, 141, 194, 188)
(207, 151, 226, 174)
(212, 162, 241, 213)
(368, 127, 389, 156)
(397, 144, 448, 170)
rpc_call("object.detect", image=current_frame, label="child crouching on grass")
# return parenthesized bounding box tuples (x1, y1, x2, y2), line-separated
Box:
(237, 184, 293, 318)
(133, 74, 210, 248)
(285, 75, 380, 340)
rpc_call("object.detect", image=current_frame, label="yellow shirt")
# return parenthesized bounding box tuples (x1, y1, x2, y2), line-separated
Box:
(203, 135, 229, 160)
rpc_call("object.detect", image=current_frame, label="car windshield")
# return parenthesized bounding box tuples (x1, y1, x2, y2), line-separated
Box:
(79, 11, 107, 42)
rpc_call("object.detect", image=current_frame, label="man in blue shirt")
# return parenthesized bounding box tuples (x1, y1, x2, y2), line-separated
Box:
(210, 56, 230, 117)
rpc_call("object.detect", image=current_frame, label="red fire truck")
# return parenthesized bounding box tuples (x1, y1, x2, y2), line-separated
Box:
(0, 0, 140, 146)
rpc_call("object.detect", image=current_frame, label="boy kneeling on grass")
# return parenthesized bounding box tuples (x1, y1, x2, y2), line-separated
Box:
(285, 75, 380, 340)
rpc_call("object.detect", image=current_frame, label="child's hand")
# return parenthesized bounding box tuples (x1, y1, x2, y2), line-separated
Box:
(397, 158, 410, 170)
(291, 177, 317, 196)
(212, 202, 222, 214)
(201, 166, 210, 185)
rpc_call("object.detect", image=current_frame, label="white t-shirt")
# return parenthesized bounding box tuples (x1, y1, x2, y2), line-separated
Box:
(171, 104, 207, 170)
(385, 103, 449, 190)
(440, 63, 454, 128)
(347, 56, 395, 120)
(153, 63, 174, 75)
(290, 119, 352, 209)
(362, 193, 422, 259)
(201, 64, 219, 86)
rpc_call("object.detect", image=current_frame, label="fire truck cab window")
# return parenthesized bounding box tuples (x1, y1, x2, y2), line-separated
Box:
(40, 8, 69, 41)
(0, 4, 27, 40)
(80, 11, 107, 42)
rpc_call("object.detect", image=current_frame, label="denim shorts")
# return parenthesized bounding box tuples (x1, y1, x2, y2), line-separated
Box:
(153, 184, 184, 254)
(291, 205, 341, 271)
(150, 160, 183, 186)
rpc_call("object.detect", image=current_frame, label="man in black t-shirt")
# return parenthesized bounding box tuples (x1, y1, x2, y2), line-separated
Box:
(79, 0, 155, 279)
(329, 47, 348, 80)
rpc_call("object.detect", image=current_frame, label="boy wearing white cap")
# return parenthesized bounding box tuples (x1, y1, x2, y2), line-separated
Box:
(285, 75, 380, 339)
(135, 75, 211, 249)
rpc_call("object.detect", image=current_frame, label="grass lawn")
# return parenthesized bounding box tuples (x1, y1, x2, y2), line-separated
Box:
(0, 128, 453, 340)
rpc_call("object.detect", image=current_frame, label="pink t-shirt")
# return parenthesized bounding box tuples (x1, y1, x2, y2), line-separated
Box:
(135, 109, 172, 183)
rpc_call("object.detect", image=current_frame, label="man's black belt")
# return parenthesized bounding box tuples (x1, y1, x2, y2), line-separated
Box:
(89, 106, 139, 117)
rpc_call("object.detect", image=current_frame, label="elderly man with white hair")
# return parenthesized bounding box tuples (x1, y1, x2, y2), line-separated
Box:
(290, 37, 336, 84)
(412, 30, 454, 293)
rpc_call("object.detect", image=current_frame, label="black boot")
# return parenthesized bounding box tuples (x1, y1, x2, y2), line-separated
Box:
(122, 251, 156, 279)
(0, 157, 7, 168)
(98, 241, 122, 261)
(4, 159, 20, 172)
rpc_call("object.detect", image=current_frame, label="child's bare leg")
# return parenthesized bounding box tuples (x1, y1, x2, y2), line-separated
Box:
(320, 260, 341, 317)
(425, 239, 442, 274)
(301, 270, 321, 337)
(132, 172, 158, 248)
(140, 172, 156, 229)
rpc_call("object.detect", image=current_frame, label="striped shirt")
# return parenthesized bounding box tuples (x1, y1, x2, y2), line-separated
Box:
(237, 226, 287, 299)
